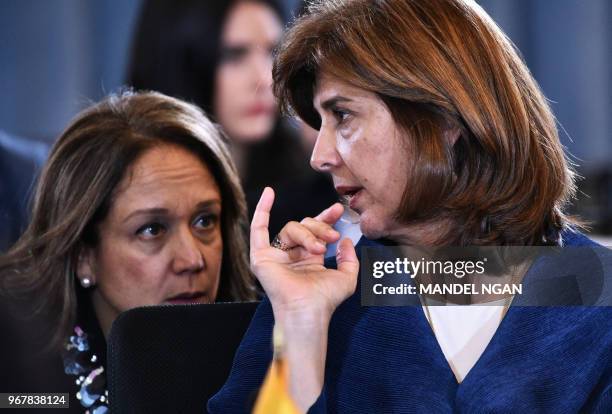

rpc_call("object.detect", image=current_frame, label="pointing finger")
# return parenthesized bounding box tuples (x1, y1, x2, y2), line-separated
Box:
(251, 187, 274, 250)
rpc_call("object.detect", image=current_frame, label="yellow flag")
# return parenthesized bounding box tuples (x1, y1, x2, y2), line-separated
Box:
(252, 326, 301, 414)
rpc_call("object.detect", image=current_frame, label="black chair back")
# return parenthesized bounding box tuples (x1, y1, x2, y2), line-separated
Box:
(108, 302, 259, 413)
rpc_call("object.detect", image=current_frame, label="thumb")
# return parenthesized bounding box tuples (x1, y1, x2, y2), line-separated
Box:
(336, 237, 359, 277)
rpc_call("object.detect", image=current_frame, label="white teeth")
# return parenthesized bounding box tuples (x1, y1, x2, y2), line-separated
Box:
(344, 192, 355, 199)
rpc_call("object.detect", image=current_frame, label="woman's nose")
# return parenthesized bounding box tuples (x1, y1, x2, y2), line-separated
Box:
(310, 126, 341, 172)
(171, 228, 205, 275)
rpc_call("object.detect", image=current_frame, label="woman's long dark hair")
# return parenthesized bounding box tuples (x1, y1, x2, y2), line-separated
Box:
(128, 0, 287, 115)
(127, 0, 309, 200)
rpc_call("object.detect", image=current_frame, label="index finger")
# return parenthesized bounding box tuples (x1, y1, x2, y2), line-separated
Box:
(250, 187, 275, 249)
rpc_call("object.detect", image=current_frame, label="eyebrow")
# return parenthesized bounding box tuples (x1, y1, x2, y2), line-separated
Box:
(319, 96, 354, 111)
(122, 200, 221, 224)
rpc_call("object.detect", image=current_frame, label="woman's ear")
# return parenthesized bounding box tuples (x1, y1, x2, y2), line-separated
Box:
(444, 126, 461, 147)
(77, 249, 96, 288)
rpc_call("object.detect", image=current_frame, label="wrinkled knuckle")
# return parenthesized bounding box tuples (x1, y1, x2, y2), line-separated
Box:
(308, 235, 321, 245)
(322, 223, 334, 233)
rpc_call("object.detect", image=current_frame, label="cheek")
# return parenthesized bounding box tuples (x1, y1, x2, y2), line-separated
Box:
(339, 135, 384, 188)
(215, 67, 243, 117)
(371, 140, 409, 203)
(95, 244, 169, 311)
(348, 142, 406, 216)
(205, 235, 224, 293)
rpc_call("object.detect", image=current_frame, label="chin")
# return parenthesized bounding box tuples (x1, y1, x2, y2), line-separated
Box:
(232, 130, 266, 143)
(233, 119, 274, 143)
(358, 214, 387, 241)
(357, 207, 401, 241)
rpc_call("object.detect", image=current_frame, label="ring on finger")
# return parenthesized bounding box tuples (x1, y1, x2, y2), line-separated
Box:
(271, 234, 291, 251)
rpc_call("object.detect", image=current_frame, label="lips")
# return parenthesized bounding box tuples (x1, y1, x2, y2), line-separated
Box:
(244, 103, 275, 117)
(335, 186, 362, 197)
(165, 291, 207, 305)
(335, 186, 363, 211)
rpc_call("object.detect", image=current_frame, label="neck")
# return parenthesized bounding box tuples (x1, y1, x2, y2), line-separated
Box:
(91, 290, 119, 340)
(230, 142, 248, 180)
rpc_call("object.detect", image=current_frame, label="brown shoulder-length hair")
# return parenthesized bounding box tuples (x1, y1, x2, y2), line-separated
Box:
(0, 90, 256, 349)
(274, 0, 578, 246)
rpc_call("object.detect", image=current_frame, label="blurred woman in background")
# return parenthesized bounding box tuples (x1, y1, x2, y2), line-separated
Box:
(0, 91, 255, 413)
(128, 0, 337, 235)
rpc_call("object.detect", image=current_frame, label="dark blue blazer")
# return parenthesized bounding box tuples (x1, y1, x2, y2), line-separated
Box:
(209, 231, 612, 413)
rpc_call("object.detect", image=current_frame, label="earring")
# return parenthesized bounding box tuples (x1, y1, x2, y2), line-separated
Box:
(80, 277, 93, 288)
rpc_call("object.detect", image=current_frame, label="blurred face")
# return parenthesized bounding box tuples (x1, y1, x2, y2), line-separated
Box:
(311, 72, 411, 240)
(214, 2, 282, 143)
(80, 145, 223, 335)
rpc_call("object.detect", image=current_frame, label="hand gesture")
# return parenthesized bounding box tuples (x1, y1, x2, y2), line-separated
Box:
(250, 187, 360, 319)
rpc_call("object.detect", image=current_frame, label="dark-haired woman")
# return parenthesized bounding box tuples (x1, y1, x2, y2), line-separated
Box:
(0, 91, 256, 413)
(209, 0, 612, 412)
(128, 0, 337, 236)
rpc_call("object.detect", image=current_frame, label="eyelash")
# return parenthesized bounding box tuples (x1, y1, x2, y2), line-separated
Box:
(135, 214, 218, 240)
(220, 47, 248, 63)
(193, 213, 218, 230)
(136, 222, 166, 239)
(332, 108, 351, 125)
(220, 47, 275, 64)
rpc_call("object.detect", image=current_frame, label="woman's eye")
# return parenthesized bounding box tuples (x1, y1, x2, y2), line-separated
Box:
(194, 214, 218, 230)
(332, 108, 351, 124)
(219, 46, 248, 63)
(136, 223, 165, 239)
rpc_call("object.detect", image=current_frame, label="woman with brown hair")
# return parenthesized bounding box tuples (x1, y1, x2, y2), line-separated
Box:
(0, 91, 256, 413)
(209, 0, 612, 412)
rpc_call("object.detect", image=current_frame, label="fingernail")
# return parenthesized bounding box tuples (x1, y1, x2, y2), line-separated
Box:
(317, 241, 326, 250)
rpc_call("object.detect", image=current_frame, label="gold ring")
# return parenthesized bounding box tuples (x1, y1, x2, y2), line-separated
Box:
(271, 234, 291, 251)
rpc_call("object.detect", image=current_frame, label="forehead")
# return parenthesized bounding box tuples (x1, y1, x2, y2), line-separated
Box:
(313, 72, 379, 110)
(222, 2, 282, 43)
(114, 144, 220, 205)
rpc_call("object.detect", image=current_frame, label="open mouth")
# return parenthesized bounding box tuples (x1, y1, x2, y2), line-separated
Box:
(336, 186, 362, 198)
(335, 186, 363, 210)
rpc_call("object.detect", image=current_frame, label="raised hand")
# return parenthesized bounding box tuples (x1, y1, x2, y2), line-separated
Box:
(250, 187, 360, 319)
(250, 187, 361, 411)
